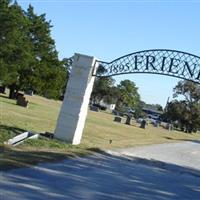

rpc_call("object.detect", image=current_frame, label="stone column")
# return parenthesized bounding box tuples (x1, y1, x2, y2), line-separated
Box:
(54, 53, 98, 145)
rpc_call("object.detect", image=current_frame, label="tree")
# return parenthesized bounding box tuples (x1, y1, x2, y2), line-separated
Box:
(115, 80, 140, 111)
(144, 103, 163, 111)
(165, 80, 200, 133)
(25, 5, 68, 99)
(0, 0, 33, 98)
(91, 77, 115, 103)
(173, 80, 200, 103)
(58, 58, 71, 100)
(91, 64, 117, 104)
(134, 100, 146, 118)
(0, 1, 68, 99)
(0, 0, 10, 82)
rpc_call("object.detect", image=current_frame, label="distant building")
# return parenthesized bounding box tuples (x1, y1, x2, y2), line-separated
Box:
(142, 108, 163, 120)
(99, 100, 116, 110)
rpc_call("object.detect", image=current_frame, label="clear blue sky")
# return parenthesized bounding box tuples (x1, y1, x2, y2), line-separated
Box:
(19, 0, 200, 107)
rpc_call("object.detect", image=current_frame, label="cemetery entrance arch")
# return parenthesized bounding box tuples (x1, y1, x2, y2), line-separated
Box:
(54, 50, 200, 145)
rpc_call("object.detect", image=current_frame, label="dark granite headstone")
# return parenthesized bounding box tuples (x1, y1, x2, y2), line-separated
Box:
(16, 93, 29, 108)
(90, 105, 99, 112)
(114, 116, 122, 123)
(125, 114, 132, 125)
(140, 119, 146, 129)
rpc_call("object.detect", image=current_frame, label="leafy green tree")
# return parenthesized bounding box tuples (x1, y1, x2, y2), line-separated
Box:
(58, 58, 71, 100)
(0, 1, 67, 99)
(173, 80, 200, 103)
(91, 78, 143, 116)
(115, 80, 140, 111)
(165, 81, 200, 133)
(144, 103, 163, 111)
(0, 0, 33, 98)
(25, 5, 68, 99)
(0, 2, 68, 99)
(134, 100, 146, 118)
(91, 76, 115, 103)
(103, 85, 120, 105)
(0, 0, 9, 82)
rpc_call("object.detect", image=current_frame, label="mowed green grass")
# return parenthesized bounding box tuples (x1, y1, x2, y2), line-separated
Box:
(1, 92, 200, 169)
(84, 111, 200, 148)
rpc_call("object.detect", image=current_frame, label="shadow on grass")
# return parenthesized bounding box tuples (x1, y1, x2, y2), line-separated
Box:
(163, 136, 200, 145)
(0, 146, 103, 171)
(0, 96, 16, 106)
(0, 124, 26, 136)
(0, 125, 102, 171)
(0, 125, 27, 150)
(0, 124, 103, 171)
(0, 94, 9, 99)
(0, 147, 70, 171)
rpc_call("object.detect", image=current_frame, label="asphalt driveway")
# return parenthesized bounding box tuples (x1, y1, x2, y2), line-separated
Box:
(1, 141, 200, 200)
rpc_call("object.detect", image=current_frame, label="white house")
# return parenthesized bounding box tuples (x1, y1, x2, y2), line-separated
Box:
(99, 100, 116, 110)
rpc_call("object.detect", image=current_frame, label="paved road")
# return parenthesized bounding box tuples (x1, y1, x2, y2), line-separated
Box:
(109, 140, 200, 170)
(1, 141, 200, 200)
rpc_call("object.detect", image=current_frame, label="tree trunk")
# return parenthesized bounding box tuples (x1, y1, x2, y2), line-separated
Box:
(9, 84, 17, 99)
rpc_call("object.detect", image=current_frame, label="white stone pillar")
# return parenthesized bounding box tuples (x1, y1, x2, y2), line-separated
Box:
(54, 53, 98, 145)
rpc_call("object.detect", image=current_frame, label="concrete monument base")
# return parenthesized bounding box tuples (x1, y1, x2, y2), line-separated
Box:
(54, 53, 98, 145)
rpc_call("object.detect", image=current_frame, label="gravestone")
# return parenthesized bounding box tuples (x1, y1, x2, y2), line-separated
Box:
(166, 123, 173, 131)
(125, 114, 132, 125)
(114, 116, 122, 123)
(90, 105, 99, 112)
(5, 132, 39, 146)
(16, 93, 29, 108)
(140, 119, 146, 129)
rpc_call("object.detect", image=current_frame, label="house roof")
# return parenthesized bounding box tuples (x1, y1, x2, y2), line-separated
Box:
(142, 108, 163, 115)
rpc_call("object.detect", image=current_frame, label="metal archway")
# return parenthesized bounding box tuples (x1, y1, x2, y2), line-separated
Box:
(93, 49, 200, 84)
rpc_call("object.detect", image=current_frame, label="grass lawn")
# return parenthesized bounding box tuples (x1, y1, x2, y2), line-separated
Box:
(1, 92, 200, 170)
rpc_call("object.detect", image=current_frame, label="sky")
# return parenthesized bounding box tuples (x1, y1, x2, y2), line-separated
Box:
(18, 0, 200, 107)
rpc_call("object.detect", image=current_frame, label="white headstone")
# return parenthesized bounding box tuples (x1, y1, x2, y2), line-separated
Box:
(54, 53, 98, 145)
